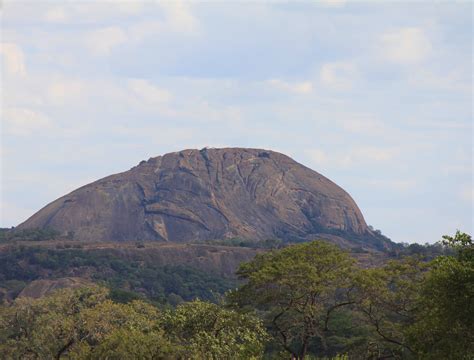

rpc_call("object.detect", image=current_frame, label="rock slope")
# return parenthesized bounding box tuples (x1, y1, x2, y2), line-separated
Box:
(18, 148, 388, 249)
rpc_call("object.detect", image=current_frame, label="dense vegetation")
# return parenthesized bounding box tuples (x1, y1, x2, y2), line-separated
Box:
(0, 286, 267, 359)
(0, 246, 236, 305)
(199, 237, 284, 249)
(0, 227, 62, 242)
(229, 231, 473, 359)
(0, 231, 472, 359)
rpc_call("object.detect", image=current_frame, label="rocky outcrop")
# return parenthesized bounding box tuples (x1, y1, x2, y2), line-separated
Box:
(81, 243, 262, 277)
(18, 148, 389, 249)
(17, 277, 92, 299)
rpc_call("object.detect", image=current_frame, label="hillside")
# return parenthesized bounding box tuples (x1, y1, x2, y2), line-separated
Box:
(17, 148, 392, 251)
(0, 240, 260, 304)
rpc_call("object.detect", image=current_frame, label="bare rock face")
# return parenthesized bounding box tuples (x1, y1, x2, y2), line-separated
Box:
(18, 148, 387, 249)
(17, 277, 92, 299)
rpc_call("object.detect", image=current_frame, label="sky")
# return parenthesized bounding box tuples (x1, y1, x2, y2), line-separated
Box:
(0, 0, 472, 244)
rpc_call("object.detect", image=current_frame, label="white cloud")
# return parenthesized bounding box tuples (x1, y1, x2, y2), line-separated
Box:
(347, 146, 397, 162)
(113, 1, 145, 16)
(128, 1, 199, 42)
(128, 20, 162, 42)
(0, 42, 26, 76)
(84, 26, 127, 56)
(380, 27, 432, 65)
(112, 125, 197, 147)
(363, 179, 418, 191)
(40, 1, 145, 24)
(340, 115, 389, 136)
(320, 61, 357, 90)
(44, 7, 68, 23)
(128, 79, 172, 104)
(3, 107, 52, 136)
(77, 2, 197, 56)
(305, 149, 328, 166)
(408, 67, 471, 93)
(180, 101, 244, 126)
(2, 2, 198, 63)
(161, 1, 199, 33)
(441, 164, 472, 175)
(318, 0, 346, 8)
(267, 78, 313, 94)
(306, 146, 399, 170)
(47, 80, 85, 105)
(461, 186, 473, 203)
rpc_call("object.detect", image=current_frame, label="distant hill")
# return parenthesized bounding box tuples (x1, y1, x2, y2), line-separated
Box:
(0, 241, 258, 304)
(17, 148, 393, 251)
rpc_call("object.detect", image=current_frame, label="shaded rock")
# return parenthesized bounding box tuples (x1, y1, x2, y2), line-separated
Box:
(17, 277, 92, 299)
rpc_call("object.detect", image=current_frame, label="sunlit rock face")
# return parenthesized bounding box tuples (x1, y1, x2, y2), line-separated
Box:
(19, 148, 386, 249)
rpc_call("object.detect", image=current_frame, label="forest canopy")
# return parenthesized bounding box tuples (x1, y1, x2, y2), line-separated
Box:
(0, 231, 472, 359)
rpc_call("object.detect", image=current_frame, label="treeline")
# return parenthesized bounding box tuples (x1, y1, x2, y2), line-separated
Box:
(0, 247, 236, 305)
(0, 287, 267, 359)
(0, 227, 63, 242)
(199, 237, 285, 249)
(229, 231, 473, 359)
(0, 226, 450, 259)
(0, 231, 472, 359)
(387, 241, 452, 260)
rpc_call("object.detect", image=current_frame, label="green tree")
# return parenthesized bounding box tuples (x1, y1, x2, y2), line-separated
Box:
(162, 299, 268, 359)
(406, 231, 474, 359)
(0, 286, 173, 359)
(352, 256, 427, 358)
(71, 299, 173, 359)
(0, 286, 267, 359)
(0, 286, 108, 359)
(353, 231, 474, 359)
(229, 241, 356, 359)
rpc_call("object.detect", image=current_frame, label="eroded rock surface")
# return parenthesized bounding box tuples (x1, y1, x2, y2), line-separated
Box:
(18, 148, 387, 249)
(17, 277, 92, 299)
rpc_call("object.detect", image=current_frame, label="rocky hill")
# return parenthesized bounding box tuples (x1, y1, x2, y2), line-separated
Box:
(18, 148, 391, 250)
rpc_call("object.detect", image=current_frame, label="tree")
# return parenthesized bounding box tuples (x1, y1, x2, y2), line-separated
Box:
(72, 299, 173, 359)
(353, 231, 474, 359)
(0, 286, 173, 359)
(0, 286, 267, 359)
(352, 256, 427, 358)
(162, 299, 268, 359)
(228, 241, 356, 359)
(406, 231, 474, 359)
(0, 286, 108, 359)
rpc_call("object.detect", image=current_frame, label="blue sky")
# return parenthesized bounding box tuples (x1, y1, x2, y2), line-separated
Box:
(1, 0, 472, 244)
